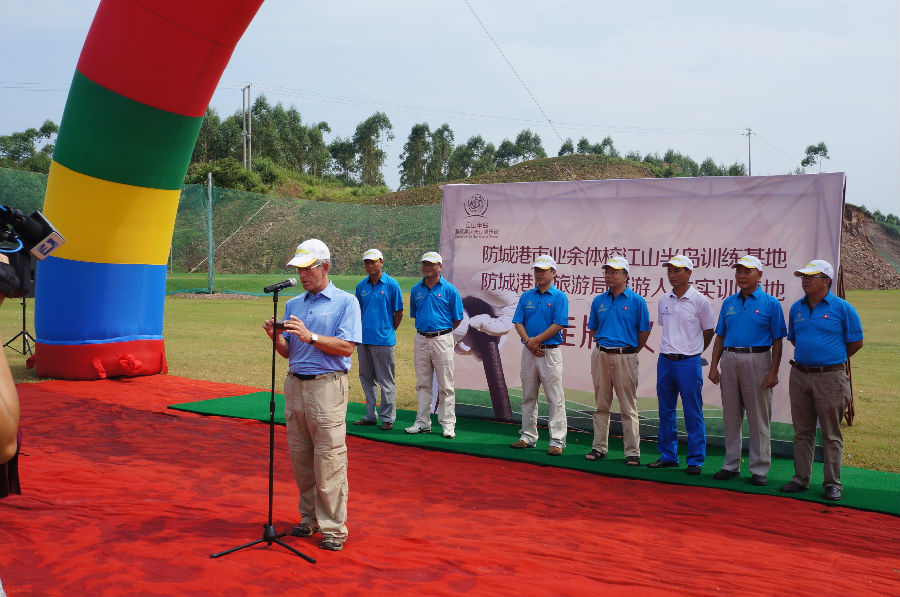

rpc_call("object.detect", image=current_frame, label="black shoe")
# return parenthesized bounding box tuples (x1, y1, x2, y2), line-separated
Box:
(779, 480, 808, 493)
(352, 418, 376, 426)
(291, 521, 319, 537)
(713, 469, 739, 480)
(320, 537, 344, 551)
(685, 465, 702, 475)
(749, 474, 768, 486)
(647, 459, 678, 469)
(584, 449, 606, 461)
(625, 455, 641, 466)
(824, 485, 842, 501)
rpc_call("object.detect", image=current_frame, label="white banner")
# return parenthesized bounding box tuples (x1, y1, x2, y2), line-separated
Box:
(439, 173, 846, 427)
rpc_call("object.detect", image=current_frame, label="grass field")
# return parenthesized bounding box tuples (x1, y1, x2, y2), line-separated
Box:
(2, 279, 897, 473)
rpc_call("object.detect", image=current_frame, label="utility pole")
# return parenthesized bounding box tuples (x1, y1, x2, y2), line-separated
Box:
(206, 172, 215, 294)
(242, 84, 252, 171)
(745, 128, 752, 176)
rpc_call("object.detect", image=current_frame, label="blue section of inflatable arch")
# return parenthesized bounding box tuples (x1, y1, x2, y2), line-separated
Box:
(35, 257, 166, 344)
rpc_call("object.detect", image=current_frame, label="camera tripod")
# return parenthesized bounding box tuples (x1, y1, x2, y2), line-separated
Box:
(209, 287, 315, 563)
(3, 297, 35, 356)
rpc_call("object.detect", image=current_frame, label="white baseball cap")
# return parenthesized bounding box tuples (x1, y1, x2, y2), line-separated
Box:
(732, 255, 763, 271)
(363, 248, 384, 261)
(421, 251, 442, 264)
(287, 239, 330, 268)
(603, 255, 630, 273)
(794, 260, 834, 279)
(532, 255, 557, 270)
(664, 255, 694, 270)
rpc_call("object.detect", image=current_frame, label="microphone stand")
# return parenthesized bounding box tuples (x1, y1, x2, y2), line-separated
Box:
(210, 287, 315, 563)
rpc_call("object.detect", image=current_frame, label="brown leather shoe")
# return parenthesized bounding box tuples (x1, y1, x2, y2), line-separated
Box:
(510, 439, 533, 448)
(547, 446, 563, 456)
(379, 422, 393, 430)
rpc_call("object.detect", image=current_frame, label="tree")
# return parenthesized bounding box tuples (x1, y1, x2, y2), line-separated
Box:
(425, 123, 454, 185)
(699, 157, 724, 177)
(558, 138, 574, 156)
(328, 136, 357, 182)
(514, 129, 546, 161)
(398, 123, 431, 189)
(801, 142, 829, 171)
(494, 139, 521, 169)
(352, 112, 393, 186)
(0, 120, 58, 173)
(576, 137, 591, 154)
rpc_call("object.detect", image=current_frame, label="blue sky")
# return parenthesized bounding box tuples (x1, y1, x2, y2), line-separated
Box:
(2, 0, 898, 215)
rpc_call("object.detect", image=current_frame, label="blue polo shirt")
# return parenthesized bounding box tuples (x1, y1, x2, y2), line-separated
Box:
(355, 272, 403, 346)
(410, 276, 464, 332)
(512, 284, 569, 345)
(281, 282, 362, 375)
(715, 286, 787, 347)
(587, 286, 650, 348)
(788, 291, 863, 366)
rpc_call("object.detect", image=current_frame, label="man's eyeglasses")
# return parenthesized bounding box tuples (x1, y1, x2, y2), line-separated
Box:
(799, 274, 829, 279)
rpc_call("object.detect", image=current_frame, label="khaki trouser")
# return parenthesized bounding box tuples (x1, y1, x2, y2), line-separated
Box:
(283, 371, 349, 540)
(413, 332, 456, 429)
(519, 347, 567, 448)
(789, 367, 850, 489)
(719, 350, 772, 476)
(590, 348, 641, 457)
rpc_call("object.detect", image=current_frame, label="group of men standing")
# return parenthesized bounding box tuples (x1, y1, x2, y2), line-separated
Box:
(263, 237, 863, 553)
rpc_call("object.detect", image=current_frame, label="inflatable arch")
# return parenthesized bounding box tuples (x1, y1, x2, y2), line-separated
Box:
(35, 0, 265, 379)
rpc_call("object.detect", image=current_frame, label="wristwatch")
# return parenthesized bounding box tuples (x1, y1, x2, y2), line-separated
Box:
(309, 333, 318, 345)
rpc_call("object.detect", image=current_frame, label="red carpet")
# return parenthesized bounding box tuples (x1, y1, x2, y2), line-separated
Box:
(2, 376, 898, 596)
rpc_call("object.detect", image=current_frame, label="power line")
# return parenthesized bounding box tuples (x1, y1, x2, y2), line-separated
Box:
(461, 0, 565, 145)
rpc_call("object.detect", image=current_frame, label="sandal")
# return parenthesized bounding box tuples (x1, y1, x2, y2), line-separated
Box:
(584, 448, 606, 461)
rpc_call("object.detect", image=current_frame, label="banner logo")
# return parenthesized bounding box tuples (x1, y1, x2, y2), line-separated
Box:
(465, 193, 488, 218)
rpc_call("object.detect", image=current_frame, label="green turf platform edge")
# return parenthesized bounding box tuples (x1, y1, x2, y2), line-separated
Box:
(169, 392, 900, 517)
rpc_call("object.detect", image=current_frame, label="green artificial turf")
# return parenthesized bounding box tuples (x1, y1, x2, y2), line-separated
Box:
(169, 392, 900, 517)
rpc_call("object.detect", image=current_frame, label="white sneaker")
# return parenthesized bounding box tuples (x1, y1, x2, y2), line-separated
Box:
(442, 427, 455, 439)
(405, 424, 431, 434)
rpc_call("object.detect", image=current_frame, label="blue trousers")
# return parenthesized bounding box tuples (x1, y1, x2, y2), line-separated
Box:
(656, 356, 706, 466)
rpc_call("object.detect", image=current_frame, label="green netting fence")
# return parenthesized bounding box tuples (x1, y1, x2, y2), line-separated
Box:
(0, 168, 441, 294)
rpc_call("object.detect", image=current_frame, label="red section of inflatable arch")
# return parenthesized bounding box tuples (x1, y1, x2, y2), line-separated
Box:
(77, 0, 265, 116)
(34, 340, 168, 380)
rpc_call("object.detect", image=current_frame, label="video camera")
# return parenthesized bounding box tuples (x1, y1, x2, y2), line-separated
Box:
(0, 206, 66, 298)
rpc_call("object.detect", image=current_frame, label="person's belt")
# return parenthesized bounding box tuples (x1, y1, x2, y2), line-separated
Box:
(418, 328, 453, 337)
(539, 343, 560, 349)
(790, 360, 845, 373)
(597, 346, 638, 354)
(661, 353, 701, 361)
(290, 370, 348, 381)
(724, 346, 771, 353)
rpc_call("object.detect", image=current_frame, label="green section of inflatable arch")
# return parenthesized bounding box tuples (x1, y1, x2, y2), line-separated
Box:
(53, 71, 202, 191)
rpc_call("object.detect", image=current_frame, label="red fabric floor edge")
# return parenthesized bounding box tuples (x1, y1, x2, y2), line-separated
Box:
(2, 376, 898, 596)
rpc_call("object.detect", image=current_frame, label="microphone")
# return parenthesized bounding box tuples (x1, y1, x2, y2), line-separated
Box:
(263, 278, 297, 293)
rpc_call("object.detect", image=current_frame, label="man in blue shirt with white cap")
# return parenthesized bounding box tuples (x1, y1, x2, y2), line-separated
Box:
(262, 238, 362, 552)
(780, 260, 863, 502)
(353, 248, 404, 430)
(585, 255, 650, 466)
(406, 251, 464, 438)
(708, 254, 786, 487)
(510, 254, 570, 455)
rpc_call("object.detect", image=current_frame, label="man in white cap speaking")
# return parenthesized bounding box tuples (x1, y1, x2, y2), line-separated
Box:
(708, 254, 786, 487)
(262, 238, 361, 551)
(510, 254, 570, 455)
(353, 248, 404, 430)
(780, 260, 863, 501)
(585, 255, 650, 466)
(406, 251, 464, 438)
(647, 255, 715, 475)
